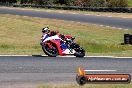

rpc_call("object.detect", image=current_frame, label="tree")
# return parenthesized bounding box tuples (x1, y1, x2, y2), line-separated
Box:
(31, 0, 54, 5)
(89, 0, 105, 7)
(9, 0, 17, 3)
(106, 0, 128, 7)
(0, 0, 17, 3)
(74, 0, 105, 7)
(20, 0, 27, 4)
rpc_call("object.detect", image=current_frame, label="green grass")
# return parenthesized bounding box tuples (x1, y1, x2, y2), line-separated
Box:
(0, 14, 132, 56)
(128, 0, 132, 6)
(39, 83, 132, 88)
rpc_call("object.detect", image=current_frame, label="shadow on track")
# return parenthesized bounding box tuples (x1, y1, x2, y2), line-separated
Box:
(32, 55, 48, 57)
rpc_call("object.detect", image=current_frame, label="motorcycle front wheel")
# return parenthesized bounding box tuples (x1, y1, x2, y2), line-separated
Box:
(42, 43, 58, 57)
(74, 47, 85, 57)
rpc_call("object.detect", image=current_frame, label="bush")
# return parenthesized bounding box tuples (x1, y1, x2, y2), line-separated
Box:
(65, 0, 75, 6)
(74, 0, 105, 7)
(0, 0, 17, 3)
(74, 0, 89, 7)
(20, 0, 54, 5)
(106, 0, 128, 7)
(89, 0, 106, 7)
(0, 0, 129, 7)
(33, 0, 54, 5)
(54, 0, 75, 6)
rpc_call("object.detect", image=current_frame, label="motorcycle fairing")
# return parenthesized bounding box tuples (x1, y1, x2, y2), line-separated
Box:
(42, 33, 76, 55)
(62, 49, 76, 54)
(42, 34, 61, 42)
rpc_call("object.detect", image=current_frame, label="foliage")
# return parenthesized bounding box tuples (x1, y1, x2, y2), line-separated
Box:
(0, 0, 17, 3)
(74, 0, 105, 7)
(33, 0, 54, 5)
(0, 0, 129, 7)
(106, 0, 128, 7)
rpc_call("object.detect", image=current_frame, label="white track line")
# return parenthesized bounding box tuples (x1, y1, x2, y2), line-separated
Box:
(85, 56, 113, 58)
(86, 56, 132, 58)
(0, 55, 31, 56)
(0, 55, 131, 58)
(84, 70, 117, 72)
(114, 57, 132, 59)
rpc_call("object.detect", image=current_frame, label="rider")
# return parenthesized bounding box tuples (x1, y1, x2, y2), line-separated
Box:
(41, 27, 60, 45)
(42, 27, 58, 36)
(41, 27, 68, 39)
(41, 27, 74, 50)
(41, 27, 71, 44)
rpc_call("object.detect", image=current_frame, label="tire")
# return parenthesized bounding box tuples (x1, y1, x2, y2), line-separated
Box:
(76, 75, 87, 85)
(74, 47, 85, 57)
(42, 43, 58, 57)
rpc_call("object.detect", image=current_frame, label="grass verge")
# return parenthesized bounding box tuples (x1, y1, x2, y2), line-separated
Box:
(39, 83, 132, 88)
(128, 0, 132, 7)
(0, 14, 132, 56)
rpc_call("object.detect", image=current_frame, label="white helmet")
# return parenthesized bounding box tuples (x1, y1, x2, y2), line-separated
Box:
(42, 27, 50, 33)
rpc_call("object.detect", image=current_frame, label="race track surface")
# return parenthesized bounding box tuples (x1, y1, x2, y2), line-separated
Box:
(0, 7, 132, 29)
(0, 56, 131, 85)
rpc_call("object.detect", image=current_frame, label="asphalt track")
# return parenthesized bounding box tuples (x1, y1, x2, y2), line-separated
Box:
(0, 7, 132, 29)
(0, 56, 132, 85)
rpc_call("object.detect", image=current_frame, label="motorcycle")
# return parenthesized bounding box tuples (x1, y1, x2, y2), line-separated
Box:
(40, 32, 85, 57)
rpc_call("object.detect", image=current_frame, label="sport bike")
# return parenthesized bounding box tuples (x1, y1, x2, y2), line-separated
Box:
(40, 33, 85, 57)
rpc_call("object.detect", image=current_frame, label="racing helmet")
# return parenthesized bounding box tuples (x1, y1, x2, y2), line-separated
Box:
(42, 27, 50, 33)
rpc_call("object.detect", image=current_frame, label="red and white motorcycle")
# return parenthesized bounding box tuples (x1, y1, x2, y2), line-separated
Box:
(40, 29, 85, 57)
